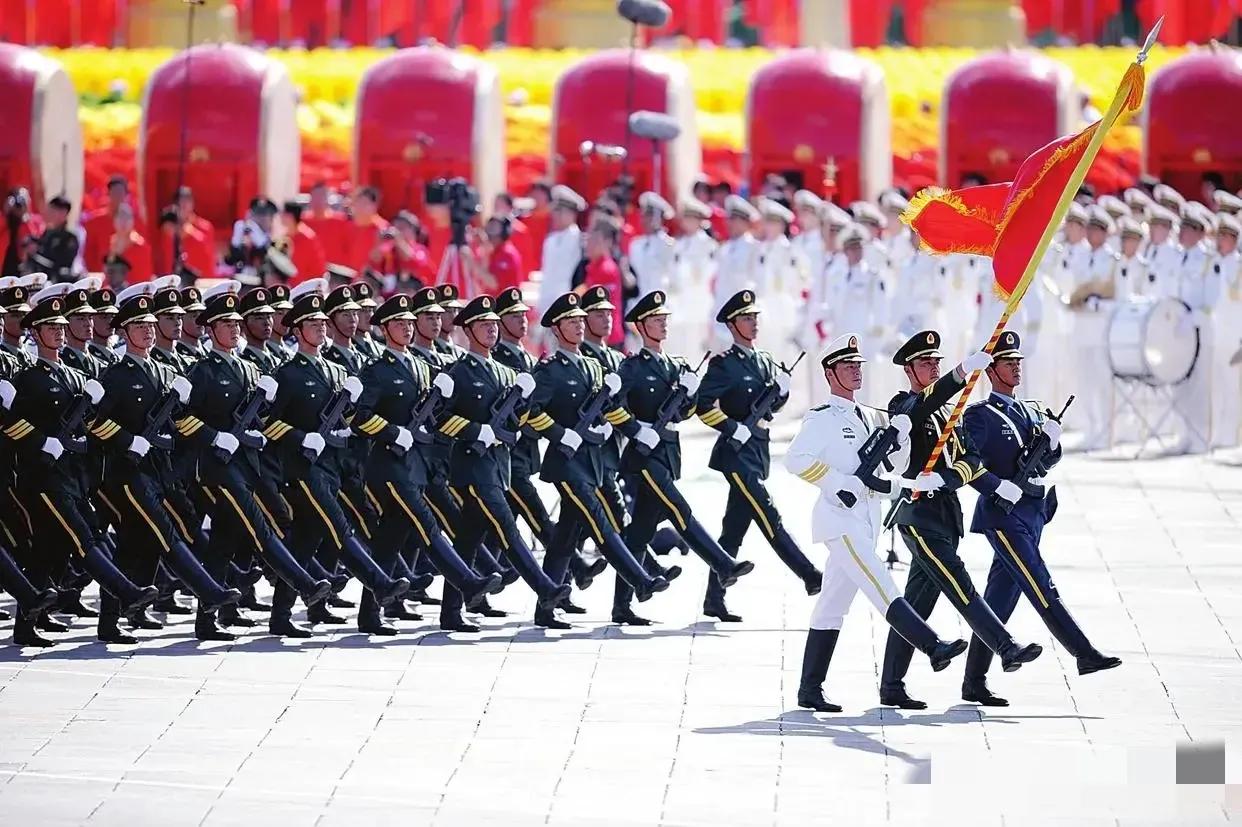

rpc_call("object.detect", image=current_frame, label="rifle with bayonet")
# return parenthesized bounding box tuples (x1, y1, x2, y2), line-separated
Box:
(392, 385, 444, 455)
(635, 352, 709, 456)
(740, 351, 805, 440)
(141, 389, 182, 452)
(994, 395, 1073, 514)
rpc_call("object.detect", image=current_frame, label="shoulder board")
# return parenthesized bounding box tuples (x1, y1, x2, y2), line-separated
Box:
(810, 404, 831, 412)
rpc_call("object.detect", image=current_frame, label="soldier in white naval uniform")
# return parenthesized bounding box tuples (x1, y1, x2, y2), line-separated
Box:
(1213, 213, 1242, 449)
(888, 236, 946, 346)
(628, 191, 676, 305)
(670, 198, 717, 357)
(711, 196, 760, 353)
(537, 185, 585, 347)
(807, 202, 851, 345)
(831, 225, 890, 406)
(1067, 206, 1121, 449)
(1170, 204, 1219, 453)
(879, 190, 916, 270)
(850, 200, 893, 275)
(1143, 206, 1181, 298)
(785, 334, 967, 712)
(754, 198, 806, 367)
(1114, 217, 1150, 299)
(1036, 205, 1093, 421)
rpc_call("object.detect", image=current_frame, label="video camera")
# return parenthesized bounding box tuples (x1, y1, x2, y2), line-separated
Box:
(425, 177, 479, 247)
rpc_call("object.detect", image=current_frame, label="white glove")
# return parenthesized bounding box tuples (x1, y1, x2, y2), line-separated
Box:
(394, 426, 414, 451)
(731, 423, 752, 446)
(433, 372, 455, 398)
(244, 429, 267, 448)
(603, 373, 621, 395)
(635, 426, 659, 450)
(1085, 295, 1101, 313)
(256, 375, 277, 402)
(995, 479, 1023, 504)
(775, 372, 791, 395)
(588, 423, 613, 441)
(1041, 418, 1062, 449)
(559, 429, 583, 453)
(212, 431, 239, 456)
(828, 470, 865, 500)
(343, 376, 363, 403)
(331, 428, 352, 440)
(677, 371, 701, 395)
(912, 472, 945, 493)
(41, 437, 64, 461)
(171, 375, 192, 404)
(477, 424, 498, 448)
(128, 435, 151, 458)
(302, 432, 325, 457)
(0, 380, 14, 410)
(83, 379, 105, 405)
(961, 350, 993, 374)
(889, 414, 912, 443)
(515, 372, 535, 399)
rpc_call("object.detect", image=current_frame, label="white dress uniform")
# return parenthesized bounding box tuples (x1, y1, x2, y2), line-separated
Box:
(785, 392, 910, 630)
(755, 232, 807, 366)
(1116, 251, 1151, 298)
(628, 229, 675, 300)
(1069, 240, 1120, 448)
(670, 227, 717, 357)
(1212, 239, 1242, 448)
(1144, 237, 1182, 298)
(712, 232, 759, 352)
(884, 225, 917, 272)
(1172, 237, 1219, 453)
(834, 257, 889, 405)
(792, 225, 827, 348)
(888, 249, 945, 344)
(939, 253, 983, 361)
(538, 224, 581, 316)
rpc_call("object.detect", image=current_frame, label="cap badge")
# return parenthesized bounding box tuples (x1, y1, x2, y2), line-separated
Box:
(342, 287, 351, 298)
(226, 297, 235, 307)
(138, 298, 149, 308)
(742, 291, 752, 303)
(399, 296, 409, 308)
(311, 297, 321, 308)
(567, 295, 577, 305)
(482, 298, 491, 308)
(654, 293, 663, 304)
(926, 332, 935, 344)
(52, 300, 61, 311)
(1005, 333, 1014, 344)
(848, 335, 858, 348)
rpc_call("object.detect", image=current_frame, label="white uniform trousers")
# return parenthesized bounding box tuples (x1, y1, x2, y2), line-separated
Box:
(809, 526, 900, 631)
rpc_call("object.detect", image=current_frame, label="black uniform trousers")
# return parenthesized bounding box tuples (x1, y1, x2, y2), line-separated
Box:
(98, 469, 191, 587)
(451, 480, 554, 612)
(507, 472, 554, 549)
(271, 465, 355, 621)
(203, 457, 289, 585)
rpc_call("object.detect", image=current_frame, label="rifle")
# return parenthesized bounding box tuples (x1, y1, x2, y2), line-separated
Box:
(994, 395, 1074, 514)
(557, 383, 616, 457)
(141, 390, 181, 452)
(740, 351, 805, 440)
(392, 386, 444, 455)
(487, 383, 526, 446)
(636, 352, 710, 456)
(57, 392, 92, 455)
(303, 388, 351, 461)
(213, 389, 267, 463)
(837, 394, 916, 508)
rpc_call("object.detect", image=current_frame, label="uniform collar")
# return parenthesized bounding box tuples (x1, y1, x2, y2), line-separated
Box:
(825, 392, 854, 410)
(465, 349, 491, 366)
(557, 346, 583, 365)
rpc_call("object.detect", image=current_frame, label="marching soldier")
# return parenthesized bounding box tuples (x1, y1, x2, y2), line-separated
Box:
(150, 277, 192, 375)
(238, 287, 284, 375)
(434, 284, 468, 359)
(878, 331, 1042, 710)
(267, 283, 295, 363)
(524, 292, 669, 628)
(352, 282, 384, 362)
(614, 290, 754, 625)
(629, 192, 676, 306)
(785, 334, 967, 712)
(0, 279, 35, 369)
(259, 291, 411, 635)
(695, 290, 822, 622)
(961, 333, 1121, 705)
(87, 286, 122, 367)
(349, 292, 503, 633)
(711, 196, 760, 353)
(176, 286, 208, 362)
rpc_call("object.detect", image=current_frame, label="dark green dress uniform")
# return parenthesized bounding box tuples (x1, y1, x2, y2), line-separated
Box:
(0, 285, 35, 371)
(614, 291, 755, 617)
(524, 292, 668, 626)
(961, 332, 1120, 704)
(352, 281, 384, 362)
(150, 286, 194, 377)
(879, 330, 1042, 709)
(175, 286, 208, 364)
(694, 290, 820, 618)
(490, 289, 553, 547)
(351, 293, 500, 632)
(182, 293, 332, 638)
(259, 293, 409, 633)
(85, 288, 122, 368)
(432, 284, 467, 361)
(89, 295, 241, 621)
(433, 295, 569, 625)
(0, 286, 36, 565)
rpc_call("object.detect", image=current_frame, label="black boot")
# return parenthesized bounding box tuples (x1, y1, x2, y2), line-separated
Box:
(269, 615, 313, 638)
(97, 615, 138, 644)
(306, 601, 348, 624)
(126, 609, 164, 630)
(681, 518, 755, 588)
(384, 601, 424, 621)
(426, 534, 503, 609)
(650, 525, 689, 556)
(80, 543, 159, 616)
(534, 608, 572, 630)
(471, 597, 507, 618)
(957, 597, 1042, 672)
(218, 605, 257, 627)
(306, 557, 350, 594)
(879, 624, 926, 709)
(0, 547, 59, 616)
(797, 629, 843, 712)
(499, 535, 571, 610)
(338, 535, 409, 607)
(599, 532, 667, 602)
(772, 528, 823, 596)
(611, 607, 654, 626)
(1038, 598, 1122, 675)
(153, 593, 194, 615)
(439, 615, 480, 632)
(36, 612, 70, 632)
(703, 604, 743, 622)
(56, 589, 97, 618)
(162, 541, 242, 612)
(960, 635, 1008, 705)
(195, 611, 237, 641)
(13, 613, 56, 647)
(884, 598, 967, 672)
(261, 535, 333, 606)
(962, 680, 1009, 707)
(570, 554, 607, 590)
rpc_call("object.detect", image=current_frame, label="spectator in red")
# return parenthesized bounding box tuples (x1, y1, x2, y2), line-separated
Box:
(106, 204, 153, 284)
(176, 186, 215, 239)
(492, 192, 532, 280)
(423, 199, 453, 271)
(481, 215, 523, 294)
(344, 186, 390, 277)
(391, 211, 437, 289)
(524, 181, 552, 270)
(303, 181, 347, 265)
(155, 206, 216, 280)
(699, 179, 729, 241)
(83, 176, 136, 271)
(1, 188, 45, 278)
(577, 222, 625, 347)
(281, 200, 327, 285)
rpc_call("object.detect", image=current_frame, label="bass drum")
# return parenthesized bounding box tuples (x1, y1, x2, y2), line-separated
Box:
(1107, 297, 1200, 385)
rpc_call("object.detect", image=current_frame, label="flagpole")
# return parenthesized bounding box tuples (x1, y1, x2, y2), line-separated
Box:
(909, 20, 1161, 495)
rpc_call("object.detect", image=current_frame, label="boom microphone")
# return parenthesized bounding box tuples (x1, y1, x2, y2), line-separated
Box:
(628, 110, 680, 142)
(616, 0, 671, 27)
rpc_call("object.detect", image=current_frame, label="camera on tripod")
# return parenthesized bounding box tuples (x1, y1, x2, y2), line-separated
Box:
(425, 177, 479, 247)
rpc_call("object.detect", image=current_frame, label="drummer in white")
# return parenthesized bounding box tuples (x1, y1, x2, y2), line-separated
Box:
(786, 333, 968, 712)
(1213, 213, 1242, 449)
(1143, 206, 1181, 297)
(1170, 204, 1219, 454)
(1067, 206, 1121, 449)
(1115, 217, 1150, 298)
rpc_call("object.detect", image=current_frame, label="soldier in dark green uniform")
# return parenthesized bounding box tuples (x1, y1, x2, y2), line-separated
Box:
(613, 290, 756, 625)
(879, 330, 1042, 709)
(434, 293, 572, 626)
(524, 292, 668, 629)
(0, 281, 35, 370)
(238, 287, 284, 375)
(267, 284, 295, 364)
(694, 290, 821, 622)
(259, 291, 410, 635)
(352, 292, 504, 632)
(175, 286, 208, 362)
(352, 281, 384, 362)
(433, 284, 468, 360)
(150, 281, 193, 376)
(87, 286, 121, 367)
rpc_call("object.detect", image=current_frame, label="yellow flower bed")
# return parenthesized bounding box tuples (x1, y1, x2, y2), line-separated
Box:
(48, 45, 1181, 161)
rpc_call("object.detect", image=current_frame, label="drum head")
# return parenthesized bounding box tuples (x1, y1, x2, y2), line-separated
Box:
(1143, 298, 1199, 384)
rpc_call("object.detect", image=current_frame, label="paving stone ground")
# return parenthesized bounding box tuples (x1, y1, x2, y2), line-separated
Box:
(2, 432, 1241, 826)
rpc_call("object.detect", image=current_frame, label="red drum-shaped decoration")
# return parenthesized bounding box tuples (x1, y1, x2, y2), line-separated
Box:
(0, 44, 83, 221)
(139, 44, 299, 241)
(745, 49, 889, 204)
(1143, 49, 1242, 198)
(941, 50, 1075, 188)
(551, 50, 700, 201)
(355, 47, 505, 217)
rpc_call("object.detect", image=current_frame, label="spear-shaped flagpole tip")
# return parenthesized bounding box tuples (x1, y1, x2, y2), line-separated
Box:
(1138, 16, 1164, 65)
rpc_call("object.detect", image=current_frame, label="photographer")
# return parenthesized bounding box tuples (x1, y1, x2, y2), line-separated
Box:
(31, 196, 80, 281)
(227, 197, 277, 279)
(281, 200, 327, 286)
(344, 186, 389, 277)
(479, 215, 522, 294)
(425, 178, 482, 297)
(390, 211, 437, 289)
(105, 203, 153, 284)
(2, 188, 45, 278)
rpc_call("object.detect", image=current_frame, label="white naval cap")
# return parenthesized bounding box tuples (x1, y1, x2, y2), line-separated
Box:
(0, 277, 16, 290)
(879, 190, 910, 213)
(1213, 190, 1242, 215)
(73, 274, 103, 292)
(290, 277, 329, 300)
(724, 194, 759, 221)
(637, 190, 674, 219)
(1153, 183, 1185, 211)
(152, 274, 182, 291)
(31, 282, 72, 304)
(1123, 187, 1154, 211)
(117, 281, 155, 303)
(819, 333, 866, 367)
(1217, 212, 1241, 237)
(202, 279, 243, 300)
(793, 189, 823, 211)
(1116, 216, 1146, 239)
(837, 222, 871, 247)
(550, 185, 587, 212)
(818, 200, 852, 228)
(1086, 205, 1115, 234)
(1179, 202, 1214, 231)
(757, 197, 794, 224)
(1097, 194, 1130, 220)
(678, 197, 712, 220)
(850, 200, 886, 229)
(1064, 201, 1088, 225)
(17, 272, 48, 289)
(1146, 204, 1177, 226)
